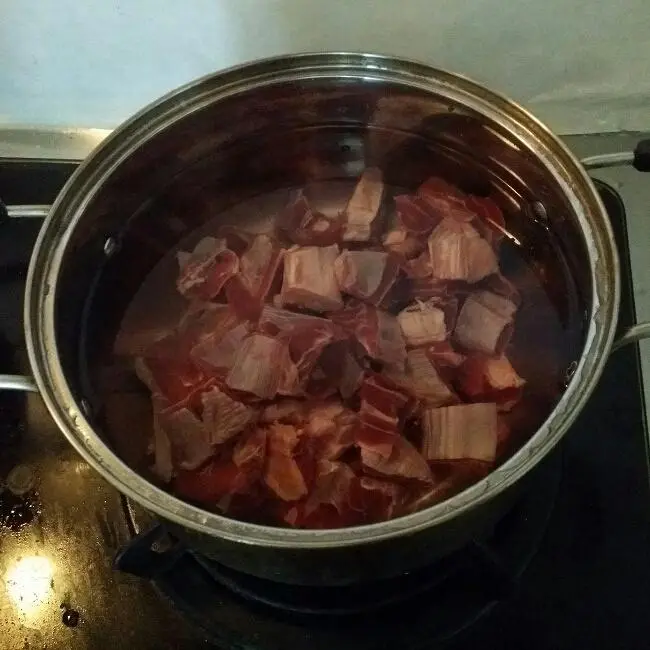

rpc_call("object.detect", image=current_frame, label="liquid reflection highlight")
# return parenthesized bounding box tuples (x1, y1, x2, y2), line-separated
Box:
(5, 556, 53, 614)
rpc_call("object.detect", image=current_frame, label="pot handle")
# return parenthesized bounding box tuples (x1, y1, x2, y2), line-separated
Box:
(580, 139, 650, 172)
(611, 324, 650, 352)
(581, 139, 650, 352)
(0, 375, 38, 392)
(0, 202, 48, 393)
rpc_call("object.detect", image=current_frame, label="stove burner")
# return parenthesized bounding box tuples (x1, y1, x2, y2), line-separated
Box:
(1, 159, 648, 650)
(189, 535, 520, 618)
(116, 449, 561, 649)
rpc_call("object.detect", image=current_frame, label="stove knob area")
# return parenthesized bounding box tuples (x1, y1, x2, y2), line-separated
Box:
(633, 139, 650, 172)
(0, 197, 8, 223)
(5, 463, 35, 496)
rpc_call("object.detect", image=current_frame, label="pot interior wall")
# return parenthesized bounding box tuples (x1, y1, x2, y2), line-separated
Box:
(52, 75, 591, 486)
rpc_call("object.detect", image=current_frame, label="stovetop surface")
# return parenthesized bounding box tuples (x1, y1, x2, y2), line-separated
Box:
(1, 161, 649, 650)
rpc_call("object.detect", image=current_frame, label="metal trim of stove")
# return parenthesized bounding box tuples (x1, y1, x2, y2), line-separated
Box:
(0, 126, 111, 162)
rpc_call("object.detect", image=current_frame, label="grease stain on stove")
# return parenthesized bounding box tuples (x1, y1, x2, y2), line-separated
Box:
(6, 463, 36, 495)
(0, 491, 40, 532)
(0, 463, 40, 531)
(96, 509, 122, 550)
(60, 604, 81, 628)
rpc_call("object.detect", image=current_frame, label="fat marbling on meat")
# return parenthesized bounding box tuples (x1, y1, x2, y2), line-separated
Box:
(280, 244, 343, 312)
(176, 236, 239, 301)
(422, 402, 498, 463)
(334, 249, 399, 306)
(453, 290, 518, 356)
(122, 168, 540, 530)
(343, 167, 384, 242)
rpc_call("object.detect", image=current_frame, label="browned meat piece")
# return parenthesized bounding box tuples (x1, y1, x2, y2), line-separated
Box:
(238, 234, 285, 301)
(200, 385, 259, 445)
(318, 340, 365, 399)
(355, 374, 413, 460)
(343, 168, 384, 242)
(394, 194, 440, 235)
(404, 349, 457, 407)
(190, 322, 250, 378)
(425, 341, 466, 369)
(361, 435, 433, 483)
(280, 245, 343, 312)
(422, 402, 498, 462)
(331, 300, 406, 370)
(464, 195, 506, 247)
(383, 227, 427, 259)
(457, 355, 526, 412)
(302, 460, 357, 518)
(397, 301, 448, 347)
(428, 219, 499, 283)
(277, 191, 344, 246)
(173, 427, 267, 508)
(402, 250, 433, 279)
(260, 399, 306, 425)
(264, 423, 309, 501)
(176, 236, 239, 300)
(417, 177, 474, 222)
(155, 406, 213, 471)
(225, 333, 290, 398)
(453, 290, 517, 355)
(334, 250, 399, 306)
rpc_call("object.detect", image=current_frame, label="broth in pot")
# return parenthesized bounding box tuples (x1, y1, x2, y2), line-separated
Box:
(97, 156, 582, 529)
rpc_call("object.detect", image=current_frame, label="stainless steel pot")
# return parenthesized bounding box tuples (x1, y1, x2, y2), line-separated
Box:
(1, 53, 649, 586)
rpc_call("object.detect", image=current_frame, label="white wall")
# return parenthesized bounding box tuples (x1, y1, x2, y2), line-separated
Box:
(1, 0, 649, 134)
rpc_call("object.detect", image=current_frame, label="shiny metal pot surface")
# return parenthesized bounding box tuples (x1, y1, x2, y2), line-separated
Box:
(1, 53, 648, 585)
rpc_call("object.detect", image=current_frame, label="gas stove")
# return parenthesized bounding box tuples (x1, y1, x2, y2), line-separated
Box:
(1, 132, 650, 650)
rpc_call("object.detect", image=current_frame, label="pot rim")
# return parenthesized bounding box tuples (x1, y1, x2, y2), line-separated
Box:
(24, 52, 619, 549)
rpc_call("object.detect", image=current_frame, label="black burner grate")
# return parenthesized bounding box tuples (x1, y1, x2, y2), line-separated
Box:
(117, 448, 560, 649)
